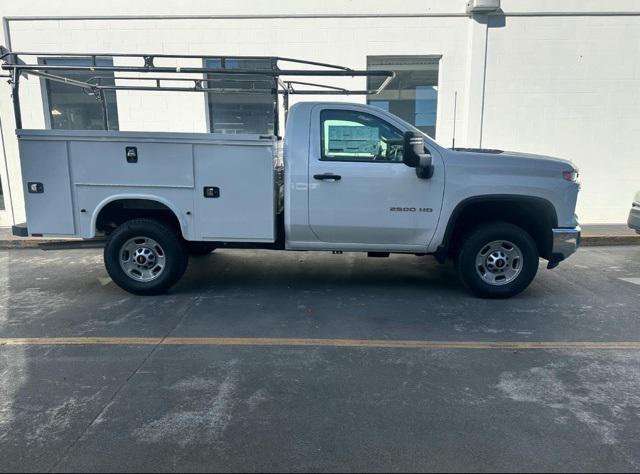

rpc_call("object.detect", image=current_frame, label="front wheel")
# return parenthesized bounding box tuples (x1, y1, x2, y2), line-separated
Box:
(104, 219, 188, 295)
(455, 222, 539, 298)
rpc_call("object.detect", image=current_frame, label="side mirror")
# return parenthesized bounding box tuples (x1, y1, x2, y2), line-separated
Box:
(403, 131, 434, 179)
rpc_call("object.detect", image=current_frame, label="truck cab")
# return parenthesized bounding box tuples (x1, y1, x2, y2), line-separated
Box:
(284, 102, 445, 253)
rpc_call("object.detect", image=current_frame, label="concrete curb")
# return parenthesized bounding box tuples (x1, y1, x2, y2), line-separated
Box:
(580, 235, 640, 246)
(0, 239, 77, 249)
(1, 236, 639, 249)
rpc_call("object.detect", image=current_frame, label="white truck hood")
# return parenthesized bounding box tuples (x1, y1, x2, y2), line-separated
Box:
(449, 148, 577, 172)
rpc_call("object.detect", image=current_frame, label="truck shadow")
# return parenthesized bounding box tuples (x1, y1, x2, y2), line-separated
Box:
(178, 250, 462, 295)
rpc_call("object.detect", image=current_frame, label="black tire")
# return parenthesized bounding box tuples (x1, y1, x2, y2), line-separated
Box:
(455, 221, 539, 299)
(186, 242, 217, 257)
(104, 219, 188, 295)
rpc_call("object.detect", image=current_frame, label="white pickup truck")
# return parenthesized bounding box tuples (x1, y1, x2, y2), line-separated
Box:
(4, 51, 580, 298)
(14, 100, 581, 298)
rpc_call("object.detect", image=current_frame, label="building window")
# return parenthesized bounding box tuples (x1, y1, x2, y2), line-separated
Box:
(367, 56, 440, 138)
(42, 57, 119, 130)
(205, 58, 277, 135)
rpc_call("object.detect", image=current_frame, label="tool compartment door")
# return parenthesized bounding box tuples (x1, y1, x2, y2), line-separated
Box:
(193, 142, 276, 241)
(19, 138, 76, 236)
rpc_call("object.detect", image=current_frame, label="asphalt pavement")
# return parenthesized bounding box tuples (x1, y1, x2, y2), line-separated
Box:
(1, 246, 640, 472)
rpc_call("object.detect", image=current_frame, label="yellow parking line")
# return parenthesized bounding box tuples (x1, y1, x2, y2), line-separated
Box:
(1, 337, 640, 350)
(0, 337, 163, 346)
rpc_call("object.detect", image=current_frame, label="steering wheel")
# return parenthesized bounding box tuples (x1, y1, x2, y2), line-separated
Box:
(373, 136, 390, 161)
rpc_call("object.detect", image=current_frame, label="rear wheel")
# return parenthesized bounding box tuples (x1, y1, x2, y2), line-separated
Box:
(104, 219, 188, 295)
(455, 222, 539, 298)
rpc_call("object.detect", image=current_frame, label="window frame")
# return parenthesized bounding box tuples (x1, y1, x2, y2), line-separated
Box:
(319, 109, 406, 164)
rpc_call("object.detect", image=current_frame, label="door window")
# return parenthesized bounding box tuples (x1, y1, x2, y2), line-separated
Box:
(320, 109, 404, 162)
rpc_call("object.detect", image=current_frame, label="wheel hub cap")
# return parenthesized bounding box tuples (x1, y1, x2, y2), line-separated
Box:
(475, 240, 523, 286)
(133, 247, 156, 268)
(119, 237, 166, 282)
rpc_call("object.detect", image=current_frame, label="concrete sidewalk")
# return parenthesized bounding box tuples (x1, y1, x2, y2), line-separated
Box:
(1, 224, 638, 249)
(580, 224, 640, 246)
(0, 228, 87, 249)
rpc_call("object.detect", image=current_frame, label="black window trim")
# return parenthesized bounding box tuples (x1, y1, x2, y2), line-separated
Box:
(319, 108, 405, 164)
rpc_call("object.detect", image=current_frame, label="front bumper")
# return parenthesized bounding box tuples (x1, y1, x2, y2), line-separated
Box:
(628, 203, 640, 234)
(547, 226, 581, 269)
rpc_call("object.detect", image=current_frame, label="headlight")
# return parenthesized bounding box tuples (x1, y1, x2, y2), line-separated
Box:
(562, 170, 579, 182)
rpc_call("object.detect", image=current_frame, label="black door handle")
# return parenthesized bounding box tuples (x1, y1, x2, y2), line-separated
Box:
(313, 173, 342, 181)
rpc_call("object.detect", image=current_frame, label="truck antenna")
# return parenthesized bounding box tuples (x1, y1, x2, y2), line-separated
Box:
(452, 90, 458, 149)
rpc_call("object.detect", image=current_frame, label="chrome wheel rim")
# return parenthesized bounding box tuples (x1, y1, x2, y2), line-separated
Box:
(119, 236, 166, 282)
(475, 240, 523, 286)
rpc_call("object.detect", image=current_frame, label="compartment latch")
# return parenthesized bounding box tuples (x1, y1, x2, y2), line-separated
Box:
(203, 186, 220, 198)
(126, 146, 138, 163)
(27, 182, 44, 193)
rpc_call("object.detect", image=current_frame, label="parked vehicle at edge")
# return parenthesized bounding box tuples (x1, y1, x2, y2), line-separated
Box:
(13, 101, 581, 298)
(629, 191, 640, 234)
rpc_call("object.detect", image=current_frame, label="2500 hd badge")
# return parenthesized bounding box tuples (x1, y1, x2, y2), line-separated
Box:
(390, 207, 433, 212)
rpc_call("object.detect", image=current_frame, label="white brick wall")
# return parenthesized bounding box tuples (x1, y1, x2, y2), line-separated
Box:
(1, 0, 639, 225)
(482, 15, 640, 223)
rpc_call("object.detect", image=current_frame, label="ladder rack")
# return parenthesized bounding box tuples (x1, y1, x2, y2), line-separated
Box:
(0, 47, 395, 133)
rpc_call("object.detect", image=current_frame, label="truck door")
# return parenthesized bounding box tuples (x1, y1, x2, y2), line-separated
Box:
(307, 106, 444, 248)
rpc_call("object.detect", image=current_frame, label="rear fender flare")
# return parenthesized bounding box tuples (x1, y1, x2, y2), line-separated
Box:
(90, 193, 189, 239)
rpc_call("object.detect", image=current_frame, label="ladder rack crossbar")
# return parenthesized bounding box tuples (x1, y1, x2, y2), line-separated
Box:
(0, 47, 396, 131)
